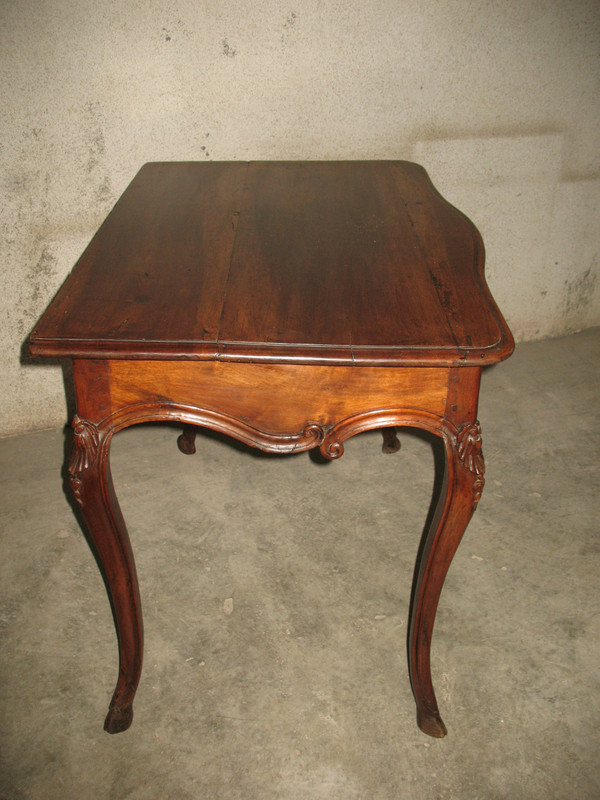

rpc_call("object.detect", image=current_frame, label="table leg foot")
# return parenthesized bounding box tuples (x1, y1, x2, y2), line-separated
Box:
(381, 427, 401, 454)
(177, 426, 197, 455)
(104, 703, 134, 734)
(416, 707, 447, 738)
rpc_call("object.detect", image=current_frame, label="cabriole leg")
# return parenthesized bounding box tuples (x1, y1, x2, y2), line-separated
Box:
(68, 415, 143, 734)
(408, 421, 485, 737)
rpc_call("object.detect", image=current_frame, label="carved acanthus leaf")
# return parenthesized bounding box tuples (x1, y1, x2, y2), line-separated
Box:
(456, 421, 485, 506)
(68, 415, 100, 505)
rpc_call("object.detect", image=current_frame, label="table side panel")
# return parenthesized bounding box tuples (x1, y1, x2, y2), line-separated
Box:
(107, 361, 449, 433)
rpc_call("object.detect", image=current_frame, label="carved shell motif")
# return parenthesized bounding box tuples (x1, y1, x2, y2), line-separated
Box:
(68, 415, 100, 505)
(456, 421, 485, 507)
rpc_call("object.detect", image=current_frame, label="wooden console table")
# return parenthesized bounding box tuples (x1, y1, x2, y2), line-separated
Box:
(28, 161, 513, 738)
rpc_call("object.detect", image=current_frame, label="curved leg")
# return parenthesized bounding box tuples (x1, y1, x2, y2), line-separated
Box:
(69, 416, 143, 734)
(408, 422, 485, 737)
(381, 426, 401, 454)
(177, 425, 197, 455)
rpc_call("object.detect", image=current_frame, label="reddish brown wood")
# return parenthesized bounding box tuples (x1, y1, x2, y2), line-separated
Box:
(407, 367, 484, 736)
(69, 360, 143, 733)
(177, 425, 401, 456)
(28, 161, 513, 738)
(28, 161, 512, 366)
(108, 360, 449, 435)
(177, 425, 400, 456)
(69, 419, 142, 733)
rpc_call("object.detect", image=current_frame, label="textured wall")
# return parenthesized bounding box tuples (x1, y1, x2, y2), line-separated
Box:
(2, 1, 599, 436)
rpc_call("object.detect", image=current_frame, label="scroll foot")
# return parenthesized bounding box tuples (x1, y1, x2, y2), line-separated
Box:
(416, 707, 447, 738)
(104, 703, 134, 734)
(381, 427, 401, 454)
(177, 426, 197, 455)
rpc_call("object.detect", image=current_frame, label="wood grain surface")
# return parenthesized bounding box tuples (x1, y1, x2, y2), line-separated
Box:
(29, 161, 513, 366)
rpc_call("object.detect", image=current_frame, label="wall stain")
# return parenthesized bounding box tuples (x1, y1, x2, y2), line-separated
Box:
(565, 264, 598, 315)
(281, 11, 297, 46)
(27, 244, 58, 319)
(97, 175, 112, 205)
(84, 101, 106, 174)
(160, 17, 191, 43)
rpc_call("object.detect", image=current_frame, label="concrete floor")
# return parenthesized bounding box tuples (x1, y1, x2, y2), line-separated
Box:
(1, 329, 599, 799)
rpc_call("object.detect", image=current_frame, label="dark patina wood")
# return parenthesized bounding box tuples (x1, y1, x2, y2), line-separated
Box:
(29, 161, 513, 737)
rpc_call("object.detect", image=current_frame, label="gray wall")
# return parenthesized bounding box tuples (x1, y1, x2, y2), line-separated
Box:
(2, 1, 599, 437)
